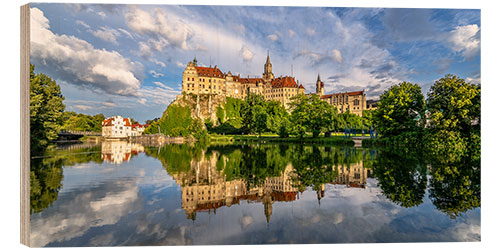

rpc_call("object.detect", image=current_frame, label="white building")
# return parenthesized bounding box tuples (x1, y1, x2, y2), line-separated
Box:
(130, 123, 145, 136)
(102, 116, 133, 139)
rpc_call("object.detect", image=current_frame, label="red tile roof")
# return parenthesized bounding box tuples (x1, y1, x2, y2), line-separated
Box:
(102, 117, 114, 127)
(347, 91, 364, 96)
(238, 77, 264, 84)
(320, 90, 365, 99)
(123, 118, 132, 127)
(131, 123, 143, 129)
(271, 76, 299, 88)
(195, 66, 224, 78)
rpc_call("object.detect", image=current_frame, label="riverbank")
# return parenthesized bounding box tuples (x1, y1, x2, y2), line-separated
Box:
(209, 134, 355, 145)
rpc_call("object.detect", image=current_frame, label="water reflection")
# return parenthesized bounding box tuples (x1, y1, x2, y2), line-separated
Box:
(29, 141, 480, 246)
(101, 141, 144, 164)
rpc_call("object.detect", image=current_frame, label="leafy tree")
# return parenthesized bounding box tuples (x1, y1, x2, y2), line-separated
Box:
(425, 74, 480, 154)
(188, 118, 208, 141)
(373, 82, 425, 137)
(362, 109, 375, 129)
(241, 93, 267, 134)
(338, 112, 363, 130)
(145, 117, 160, 125)
(289, 94, 336, 137)
(30, 64, 65, 151)
(265, 100, 288, 134)
(61, 112, 106, 132)
(254, 106, 268, 136)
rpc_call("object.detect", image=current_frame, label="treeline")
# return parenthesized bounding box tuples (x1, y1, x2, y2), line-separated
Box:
(208, 94, 373, 138)
(146, 93, 374, 139)
(61, 112, 105, 132)
(370, 74, 480, 158)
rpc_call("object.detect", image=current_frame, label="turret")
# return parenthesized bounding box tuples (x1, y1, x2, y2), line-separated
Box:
(316, 73, 324, 96)
(263, 50, 275, 81)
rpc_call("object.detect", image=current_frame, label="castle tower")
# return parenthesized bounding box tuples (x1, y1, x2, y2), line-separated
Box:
(316, 74, 324, 96)
(263, 194, 274, 223)
(263, 51, 275, 81)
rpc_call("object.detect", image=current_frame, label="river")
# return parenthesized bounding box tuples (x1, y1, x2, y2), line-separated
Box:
(29, 140, 480, 246)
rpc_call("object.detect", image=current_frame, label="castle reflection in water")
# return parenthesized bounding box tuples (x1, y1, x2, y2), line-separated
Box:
(101, 141, 145, 164)
(97, 141, 372, 221)
(168, 149, 372, 222)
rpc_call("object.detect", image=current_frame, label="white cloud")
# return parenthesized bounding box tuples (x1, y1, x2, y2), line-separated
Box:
(118, 28, 134, 39)
(152, 81, 173, 90)
(151, 58, 166, 67)
(448, 24, 480, 60)
(267, 33, 279, 41)
(92, 26, 121, 45)
(149, 70, 164, 78)
(97, 11, 106, 18)
(466, 77, 481, 85)
(296, 49, 343, 66)
(125, 6, 193, 51)
(239, 45, 254, 62)
(30, 7, 142, 96)
(138, 86, 180, 106)
(137, 98, 147, 105)
(176, 61, 186, 68)
(74, 104, 92, 111)
(103, 102, 116, 107)
(331, 49, 343, 63)
(288, 29, 296, 38)
(76, 20, 90, 29)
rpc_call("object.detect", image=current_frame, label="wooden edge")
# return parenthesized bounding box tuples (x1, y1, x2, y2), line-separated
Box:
(20, 3, 30, 247)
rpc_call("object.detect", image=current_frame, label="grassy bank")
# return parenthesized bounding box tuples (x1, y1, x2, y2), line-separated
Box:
(209, 133, 355, 145)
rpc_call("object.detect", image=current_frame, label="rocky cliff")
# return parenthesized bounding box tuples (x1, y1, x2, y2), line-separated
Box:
(172, 93, 227, 124)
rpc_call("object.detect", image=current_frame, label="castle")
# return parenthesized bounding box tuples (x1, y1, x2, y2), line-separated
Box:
(181, 53, 376, 116)
(182, 53, 305, 108)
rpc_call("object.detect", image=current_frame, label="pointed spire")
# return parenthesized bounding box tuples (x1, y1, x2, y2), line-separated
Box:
(266, 50, 271, 64)
(317, 73, 321, 82)
(193, 56, 198, 66)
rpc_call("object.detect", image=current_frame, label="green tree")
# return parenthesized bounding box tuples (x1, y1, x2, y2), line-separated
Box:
(30, 65, 65, 151)
(254, 105, 268, 136)
(373, 82, 425, 137)
(265, 100, 288, 134)
(289, 94, 336, 137)
(241, 93, 267, 134)
(425, 74, 480, 155)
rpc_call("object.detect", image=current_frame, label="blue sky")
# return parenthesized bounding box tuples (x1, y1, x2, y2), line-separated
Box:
(30, 3, 480, 123)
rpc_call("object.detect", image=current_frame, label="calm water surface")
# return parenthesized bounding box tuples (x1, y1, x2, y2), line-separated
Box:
(29, 141, 480, 246)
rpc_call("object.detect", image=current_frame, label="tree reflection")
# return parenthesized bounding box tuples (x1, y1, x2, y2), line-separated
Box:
(30, 144, 102, 213)
(290, 145, 339, 192)
(427, 152, 480, 218)
(373, 149, 427, 208)
(373, 145, 481, 217)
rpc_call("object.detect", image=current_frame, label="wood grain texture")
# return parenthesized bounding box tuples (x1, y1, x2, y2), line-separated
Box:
(20, 3, 30, 247)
